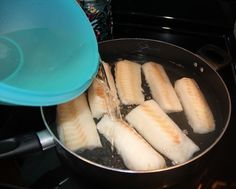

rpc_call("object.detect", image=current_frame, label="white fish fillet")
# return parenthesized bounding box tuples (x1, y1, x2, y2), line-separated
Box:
(115, 60, 144, 105)
(88, 78, 108, 119)
(57, 94, 102, 151)
(174, 77, 215, 134)
(125, 100, 199, 164)
(142, 62, 183, 113)
(101, 62, 120, 106)
(97, 115, 166, 171)
(88, 63, 120, 119)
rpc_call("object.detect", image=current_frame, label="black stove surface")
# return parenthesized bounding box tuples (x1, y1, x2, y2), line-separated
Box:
(1, 1, 236, 189)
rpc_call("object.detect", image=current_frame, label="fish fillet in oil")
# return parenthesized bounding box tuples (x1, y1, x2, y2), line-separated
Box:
(174, 77, 215, 134)
(88, 63, 120, 119)
(115, 60, 144, 105)
(57, 94, 102, 151)
(101, 62, 120, 107)
(125, 100, 199, 164)
(142, 62, 183, 113)
(88, 78, 109, 119)
(97, 115, 166, 171)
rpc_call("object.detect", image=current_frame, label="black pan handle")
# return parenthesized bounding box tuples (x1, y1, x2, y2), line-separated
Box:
(197, 44, 232, 71)
(0, 130, 55, 159)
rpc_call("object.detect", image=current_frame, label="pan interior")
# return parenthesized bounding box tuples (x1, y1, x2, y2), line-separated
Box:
(42, 38, 230, 171)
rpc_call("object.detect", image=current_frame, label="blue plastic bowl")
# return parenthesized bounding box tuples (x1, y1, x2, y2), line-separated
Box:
(0, 0, 99, 106)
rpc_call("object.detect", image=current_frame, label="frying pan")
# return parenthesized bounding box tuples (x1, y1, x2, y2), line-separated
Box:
(0, 38, 231, 189)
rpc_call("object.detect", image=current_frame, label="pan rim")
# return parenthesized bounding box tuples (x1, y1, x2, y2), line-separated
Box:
(41, 37, 232, 174)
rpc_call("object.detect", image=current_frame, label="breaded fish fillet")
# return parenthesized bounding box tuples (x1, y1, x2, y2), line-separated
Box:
(97, 115, 166, 171)
(142, 62, 182, 113)
(125, 100, 199, 164)
(57, 94, 102, 151)
(174, 77, 215, 134)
